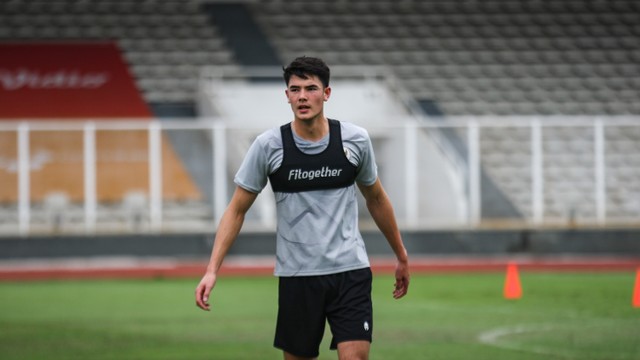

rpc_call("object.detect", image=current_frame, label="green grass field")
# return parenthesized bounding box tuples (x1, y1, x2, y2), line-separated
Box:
(0, 272, 638, 359)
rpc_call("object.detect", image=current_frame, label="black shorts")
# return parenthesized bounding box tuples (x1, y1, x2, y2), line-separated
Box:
(273, 267, 373, 358)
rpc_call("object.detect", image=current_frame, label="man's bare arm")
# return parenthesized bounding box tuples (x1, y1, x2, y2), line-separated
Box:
(358, 178, 410, 299)
(195, 186, 258, 311)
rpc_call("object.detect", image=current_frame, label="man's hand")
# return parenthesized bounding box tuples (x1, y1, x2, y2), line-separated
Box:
(195, 272, 217, 311)
(393, 261, 410, 299)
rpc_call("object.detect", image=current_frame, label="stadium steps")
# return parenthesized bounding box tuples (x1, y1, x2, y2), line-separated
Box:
(201, 2, 281, 67)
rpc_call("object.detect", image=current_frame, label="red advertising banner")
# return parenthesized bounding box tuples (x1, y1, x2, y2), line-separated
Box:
(0, 42, 151, 119)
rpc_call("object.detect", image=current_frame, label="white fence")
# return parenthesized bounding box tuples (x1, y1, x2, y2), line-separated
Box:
(0, 117, 639, 236)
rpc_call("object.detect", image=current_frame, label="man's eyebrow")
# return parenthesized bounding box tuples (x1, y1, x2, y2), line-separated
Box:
(288, 84, 319, 89)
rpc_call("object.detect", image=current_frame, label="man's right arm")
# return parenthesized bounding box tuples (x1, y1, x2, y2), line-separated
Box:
(195, 186, 258, 311)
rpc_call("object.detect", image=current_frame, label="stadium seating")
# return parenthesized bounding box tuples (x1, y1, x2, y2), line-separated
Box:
(249, 0, 640, 224)
(0, 0, 239, 103)
(473, 120, 640, 222)
(251, 0, 640, 116)
(1, 0, 639, 229)
(1, 0, 637, 116)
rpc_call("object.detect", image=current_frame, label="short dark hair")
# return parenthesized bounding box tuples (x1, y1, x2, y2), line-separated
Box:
(283, 56, 330, 88)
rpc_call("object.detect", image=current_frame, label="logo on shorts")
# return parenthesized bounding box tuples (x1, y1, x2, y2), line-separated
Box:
(363, 321, 370, 332)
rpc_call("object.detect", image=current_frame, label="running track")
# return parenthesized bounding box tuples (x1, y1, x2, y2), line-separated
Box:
(0, 255, 638, 281)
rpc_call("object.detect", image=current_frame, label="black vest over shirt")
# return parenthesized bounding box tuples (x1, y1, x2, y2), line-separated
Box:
(269, 119, 357, 193)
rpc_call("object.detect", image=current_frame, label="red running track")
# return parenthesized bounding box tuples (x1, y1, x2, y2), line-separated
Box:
(0, 256, 638, 281)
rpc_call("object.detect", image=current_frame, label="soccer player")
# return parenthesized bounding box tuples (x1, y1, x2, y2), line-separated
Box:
(195, 56, 410, 360)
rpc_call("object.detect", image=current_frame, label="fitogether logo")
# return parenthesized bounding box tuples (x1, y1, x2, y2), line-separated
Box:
(288, 166, 343, 181)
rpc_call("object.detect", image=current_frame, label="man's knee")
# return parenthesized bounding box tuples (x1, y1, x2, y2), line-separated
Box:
(283, 351, 317, 360)
(337, 340, 370, 360)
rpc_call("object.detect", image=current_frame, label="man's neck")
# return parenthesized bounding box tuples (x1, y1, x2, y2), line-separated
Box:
(292, 117, 329, 142)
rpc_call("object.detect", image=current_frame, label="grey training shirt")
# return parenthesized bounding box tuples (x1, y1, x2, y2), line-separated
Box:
(234, 120, 377, 276)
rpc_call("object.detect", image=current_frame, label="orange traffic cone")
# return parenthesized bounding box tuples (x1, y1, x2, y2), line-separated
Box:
(504, 262, 522, 300)
(633, 268, 640, 308)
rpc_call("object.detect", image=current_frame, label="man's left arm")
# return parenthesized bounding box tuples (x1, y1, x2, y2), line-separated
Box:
(358, 178, 410, 299)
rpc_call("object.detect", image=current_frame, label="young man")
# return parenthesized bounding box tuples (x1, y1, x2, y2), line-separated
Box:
(195, 56, 410, 360)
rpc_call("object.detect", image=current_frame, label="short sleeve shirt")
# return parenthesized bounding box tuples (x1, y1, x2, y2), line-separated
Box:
(234, 120, 377, 276)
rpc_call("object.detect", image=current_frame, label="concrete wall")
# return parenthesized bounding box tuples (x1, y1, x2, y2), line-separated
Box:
(2, 228, 639, 260)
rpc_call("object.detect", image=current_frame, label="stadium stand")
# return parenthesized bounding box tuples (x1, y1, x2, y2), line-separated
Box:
(1, 0, 637, 116)
(0, 0, 639, 232)
(0, 127, 204, 234)
(251, 0, 640, 116)
(0, 130, 198, 203)
(0, 1, 214, 232)
(248, 0, 640, 224)
(0, 0, 240, 110)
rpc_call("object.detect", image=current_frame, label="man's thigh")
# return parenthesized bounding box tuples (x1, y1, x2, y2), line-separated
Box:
(274, 275, 327, 358)
(327, 268, 373, 349)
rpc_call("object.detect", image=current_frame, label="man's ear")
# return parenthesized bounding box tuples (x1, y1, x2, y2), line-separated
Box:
(324, 86, 331, 101)
(285, 89, 290, 103)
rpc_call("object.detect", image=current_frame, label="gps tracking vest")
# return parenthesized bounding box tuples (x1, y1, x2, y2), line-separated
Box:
(269, 119, 357, 193)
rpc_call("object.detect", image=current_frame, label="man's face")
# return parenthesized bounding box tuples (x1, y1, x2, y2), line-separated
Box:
(285, 74, 331, 122)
